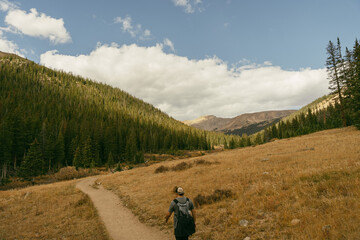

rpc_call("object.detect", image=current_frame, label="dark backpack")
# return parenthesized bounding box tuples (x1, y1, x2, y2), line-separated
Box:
(173, 198, 196, 237)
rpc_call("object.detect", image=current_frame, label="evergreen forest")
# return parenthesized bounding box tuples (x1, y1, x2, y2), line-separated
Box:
(0, 54, 239, 181)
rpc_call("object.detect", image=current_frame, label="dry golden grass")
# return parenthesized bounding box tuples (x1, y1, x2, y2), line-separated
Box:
(0, 180, 108, 240)
(100, 127, 360, 240)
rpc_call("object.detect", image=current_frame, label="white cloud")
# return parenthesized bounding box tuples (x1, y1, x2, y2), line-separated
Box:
(172, 0, 203, 13)
(163, 38, 175, 52)
(40, 43, 328, 121)
(114, 15, 151, 40)
(0, 30, 24, 56)
(114, 16, 133, 35)
(0, 0, 16, 12)
(4, 8, 71, 44)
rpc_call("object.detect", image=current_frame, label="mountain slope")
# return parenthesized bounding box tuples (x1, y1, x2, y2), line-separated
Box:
(184, 110, 296, 135)
(0, 53, 235, 179)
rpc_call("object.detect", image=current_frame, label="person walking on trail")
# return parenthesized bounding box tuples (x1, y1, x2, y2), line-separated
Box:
(165, 186, 196, 240)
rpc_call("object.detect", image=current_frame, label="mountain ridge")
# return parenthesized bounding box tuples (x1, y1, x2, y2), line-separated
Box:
(183, 110, 296, 135)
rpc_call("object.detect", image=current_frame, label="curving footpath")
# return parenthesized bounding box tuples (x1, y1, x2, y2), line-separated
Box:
(76, 177, 172, 240)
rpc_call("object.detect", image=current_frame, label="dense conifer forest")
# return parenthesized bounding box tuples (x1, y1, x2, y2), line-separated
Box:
(0, 54, 239, 181)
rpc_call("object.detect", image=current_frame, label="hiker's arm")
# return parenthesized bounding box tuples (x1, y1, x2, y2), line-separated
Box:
(165, 212, 172, 223)
(191, 209, 196, 223)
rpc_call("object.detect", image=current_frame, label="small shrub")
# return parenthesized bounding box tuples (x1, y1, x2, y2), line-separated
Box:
(54, 166, 79, 180)
(77, 168, 97, 178)
(211, 189, 233, 201)
(194, 194, 207, 207)
(115, 162, 123, 172)
(154, 165, 169, 174)
(194, 159, 220, 166)
(195, 159, 206, 165)
(194, 189, 233, 207)
(155, 160, 218, 174)
(74, 196, 91, 208)
(172, 162, 192, 171)
(54, 166, 99, 181)
(0, 180, 32, 190)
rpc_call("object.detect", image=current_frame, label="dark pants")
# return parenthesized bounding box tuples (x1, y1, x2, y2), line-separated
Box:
(175, 236, 188, 240)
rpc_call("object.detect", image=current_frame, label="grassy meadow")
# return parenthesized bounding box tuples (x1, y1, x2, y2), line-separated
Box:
(0, 127, 359, 240)
(100, 127, 360, 239)
(0, 180, 108, 240)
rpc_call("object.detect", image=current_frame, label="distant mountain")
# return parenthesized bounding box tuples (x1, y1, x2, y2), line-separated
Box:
(183, 110, 296, 136)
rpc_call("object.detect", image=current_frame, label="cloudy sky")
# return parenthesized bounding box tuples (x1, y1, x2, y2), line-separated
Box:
(1, 0, 359, 120)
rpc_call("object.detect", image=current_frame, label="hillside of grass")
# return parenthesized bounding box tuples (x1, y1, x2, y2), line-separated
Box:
(99, 127, 360, 239)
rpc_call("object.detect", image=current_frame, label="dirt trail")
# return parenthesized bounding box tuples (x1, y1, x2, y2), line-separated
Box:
(76, 177, 172, 240)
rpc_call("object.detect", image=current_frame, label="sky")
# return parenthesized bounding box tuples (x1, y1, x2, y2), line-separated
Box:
(0, 0, 359, 120)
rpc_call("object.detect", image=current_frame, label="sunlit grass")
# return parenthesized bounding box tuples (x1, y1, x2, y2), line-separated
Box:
(100, 127, 360, 239)
(0, 180, 108, 239)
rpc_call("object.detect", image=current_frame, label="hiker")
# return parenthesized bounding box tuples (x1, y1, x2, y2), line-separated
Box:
(165, 186, 196, 240)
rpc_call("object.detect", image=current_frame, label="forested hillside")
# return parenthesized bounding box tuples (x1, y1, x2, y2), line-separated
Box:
(0, 54, 236, 180)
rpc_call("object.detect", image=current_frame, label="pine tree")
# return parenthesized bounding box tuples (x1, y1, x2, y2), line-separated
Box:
(10, 114, 25, 171)
(73, 146, 81, 170)
(344, 40, 360, 128)
(326, 39, 346, 127)
(54, 132, 65, 170)
(135, 151, 144, 164)
(125, 128, 137, 162)
(39, 120, 53, 172)
(263, 127, 270, 142)
(240, 133, 248, 147)
(352, 40, 360, 128)
(271, 124, 278, 139)
(229, 138, 236, 149)
(82, 136, 93, 168)
(18, 138, 44, 180)
(255, 133, 263, 145)
(90, 159, 96, 170)
(0, 120, 12, 181)
(246, 137, 252, 146)
(106, 152, 115, 170)
(223, 138, 228, 149)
